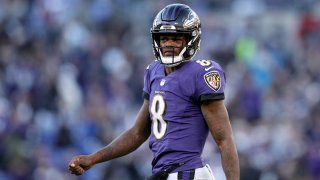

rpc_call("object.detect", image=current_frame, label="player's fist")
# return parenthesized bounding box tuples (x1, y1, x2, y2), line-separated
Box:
(68, 155, 94, 175)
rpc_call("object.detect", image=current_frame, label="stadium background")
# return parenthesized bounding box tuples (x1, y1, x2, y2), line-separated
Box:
(0, 0, 319, 179)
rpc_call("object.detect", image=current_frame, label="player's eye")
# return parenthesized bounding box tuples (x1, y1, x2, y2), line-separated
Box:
(160, 35, 168, 40)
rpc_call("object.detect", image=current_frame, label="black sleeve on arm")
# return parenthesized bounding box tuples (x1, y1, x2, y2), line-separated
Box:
(143, 91, 150, 100)
(200, 93, 225, 102)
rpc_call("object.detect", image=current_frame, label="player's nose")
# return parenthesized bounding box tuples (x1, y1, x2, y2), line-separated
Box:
(163, 39, 178, 46)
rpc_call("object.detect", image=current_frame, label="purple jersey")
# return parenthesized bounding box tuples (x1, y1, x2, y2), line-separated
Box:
(143, 60, 226, 174)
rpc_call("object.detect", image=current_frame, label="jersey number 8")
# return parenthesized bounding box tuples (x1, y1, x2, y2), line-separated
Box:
(150, 94, 167, 139)
(196, 59, 211, 66)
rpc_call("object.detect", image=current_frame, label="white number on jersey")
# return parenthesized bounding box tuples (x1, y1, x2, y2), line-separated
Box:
(196, 59, 211, 66)
(150, 94, 167, 139)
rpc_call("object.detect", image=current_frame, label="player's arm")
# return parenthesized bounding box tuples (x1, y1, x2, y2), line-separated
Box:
(68, 99, 151, 175)
(201, 100, 240, 180)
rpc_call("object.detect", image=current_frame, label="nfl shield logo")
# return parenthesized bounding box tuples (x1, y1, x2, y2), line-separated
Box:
(204, 71, 221, 91)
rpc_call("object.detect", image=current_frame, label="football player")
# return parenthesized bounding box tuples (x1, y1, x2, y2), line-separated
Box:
(68, 3, 239, 180)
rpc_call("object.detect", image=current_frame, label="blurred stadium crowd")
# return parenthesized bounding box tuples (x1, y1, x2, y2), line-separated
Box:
(0, 0, 319, 180)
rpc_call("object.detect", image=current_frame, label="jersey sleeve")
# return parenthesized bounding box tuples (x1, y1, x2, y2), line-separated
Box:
(143, 64, 151, 100)
(194, 61, 226, 102)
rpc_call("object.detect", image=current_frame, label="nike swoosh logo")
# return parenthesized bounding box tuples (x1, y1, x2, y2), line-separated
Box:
(205, 66, 214, 71)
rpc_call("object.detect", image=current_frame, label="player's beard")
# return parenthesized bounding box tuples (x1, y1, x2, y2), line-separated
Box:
(161, 46, 182, 57)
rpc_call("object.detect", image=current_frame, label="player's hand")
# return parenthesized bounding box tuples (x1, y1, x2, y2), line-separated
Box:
(68, 155, 94, 175)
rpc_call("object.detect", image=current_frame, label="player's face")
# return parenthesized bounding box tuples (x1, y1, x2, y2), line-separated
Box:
(159, 35, 186, 57)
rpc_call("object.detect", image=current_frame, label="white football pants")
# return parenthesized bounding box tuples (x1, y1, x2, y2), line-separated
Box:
(167, 164, 215, 180)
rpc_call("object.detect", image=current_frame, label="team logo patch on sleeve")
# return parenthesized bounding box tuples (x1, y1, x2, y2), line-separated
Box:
(204, 71, 221, 91)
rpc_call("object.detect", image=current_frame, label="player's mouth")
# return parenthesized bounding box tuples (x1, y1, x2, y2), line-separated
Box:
(163, 51, 174, 56)
(162, 47, 177, 56)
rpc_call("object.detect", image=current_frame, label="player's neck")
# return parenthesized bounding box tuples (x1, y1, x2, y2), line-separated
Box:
(164, 63, 182, 75)
(164, 62, 187, 75)
(165, 66, 177, 75)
